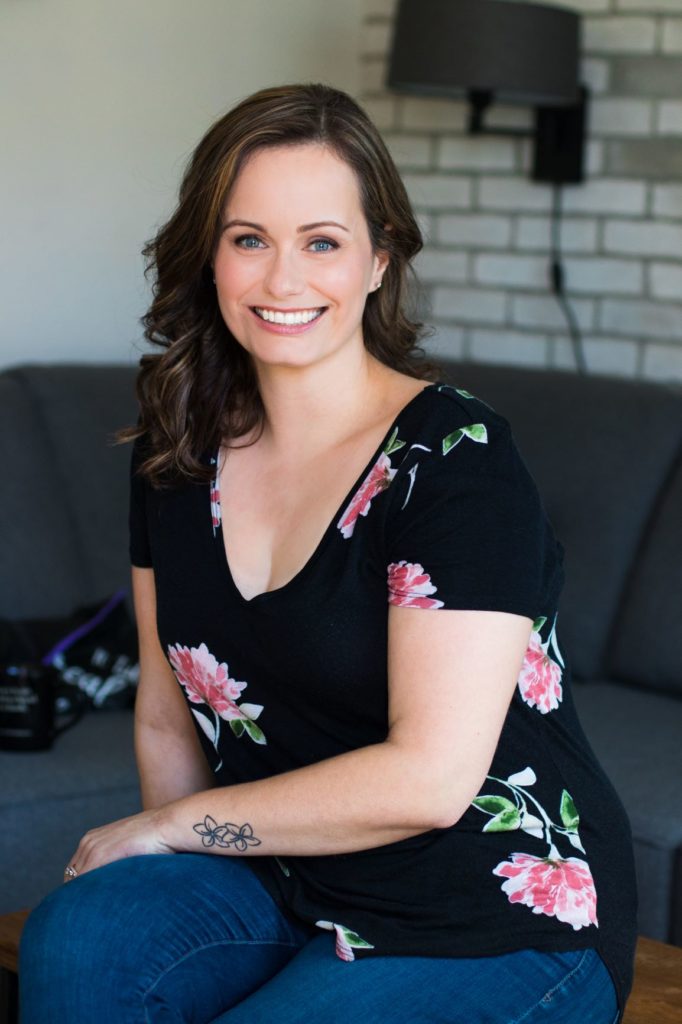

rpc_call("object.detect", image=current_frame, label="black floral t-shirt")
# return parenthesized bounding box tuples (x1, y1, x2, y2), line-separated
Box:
(129, 381, 637, 1018)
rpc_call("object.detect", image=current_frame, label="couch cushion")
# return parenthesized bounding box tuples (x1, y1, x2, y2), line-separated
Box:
(11, 364, 139, 609)
(572, 679, 682, 941)
(0, 373, 87, 618)
(438, 361, 682, 680)
(0, 711, 140, 912)
(608, 456, 682, 696)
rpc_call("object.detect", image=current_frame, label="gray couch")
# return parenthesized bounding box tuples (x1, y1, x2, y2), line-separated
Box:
(1, 360, 681, 947)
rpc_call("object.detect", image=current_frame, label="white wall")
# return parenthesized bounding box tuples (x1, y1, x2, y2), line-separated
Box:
(0, 0, 362, 369)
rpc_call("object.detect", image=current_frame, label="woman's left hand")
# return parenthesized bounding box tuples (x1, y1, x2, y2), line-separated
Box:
(63, 808, 175, 881)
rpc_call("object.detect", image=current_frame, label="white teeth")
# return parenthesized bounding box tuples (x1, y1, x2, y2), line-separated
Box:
(254, 307, 323, 325)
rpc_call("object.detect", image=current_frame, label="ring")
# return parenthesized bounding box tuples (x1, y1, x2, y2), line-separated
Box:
(64, 865, 78, 880)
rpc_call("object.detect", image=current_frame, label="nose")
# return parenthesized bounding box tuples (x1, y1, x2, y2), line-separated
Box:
(263, 246, 305, 298)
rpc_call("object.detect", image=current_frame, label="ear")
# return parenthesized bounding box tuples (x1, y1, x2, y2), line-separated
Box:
(374, 249, 390, 277)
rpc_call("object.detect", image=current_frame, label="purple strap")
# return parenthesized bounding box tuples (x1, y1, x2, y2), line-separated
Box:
(41, 589, 127, 666)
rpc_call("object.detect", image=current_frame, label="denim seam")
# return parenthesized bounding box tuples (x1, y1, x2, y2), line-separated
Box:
(141, 936, 304, 1016)
(510, 950, 591, 1024)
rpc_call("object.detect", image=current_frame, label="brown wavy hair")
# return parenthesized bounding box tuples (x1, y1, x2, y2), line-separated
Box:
(120, 81, 440, 484)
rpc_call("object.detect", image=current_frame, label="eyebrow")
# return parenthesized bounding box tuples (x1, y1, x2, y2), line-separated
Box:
(223, 219, 350, 234)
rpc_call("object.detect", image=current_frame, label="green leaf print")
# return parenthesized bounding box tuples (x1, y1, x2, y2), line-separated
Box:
(275, 857, 291, 877)
(230, 720, 245, 738)
(442, 428, 463, 455)
(461, 423, 488, 443)
(242, 719, 267, 745)
(472, 795, 517, 816)
(483, 808, 522, 832)
(384, 426, 406, 457)
(441, 423, 488, 455)
(560, 790, 580, 831)
(533, 616, 547, 633)
(341, 928, 374, 949)
(455, 388, 475, 399)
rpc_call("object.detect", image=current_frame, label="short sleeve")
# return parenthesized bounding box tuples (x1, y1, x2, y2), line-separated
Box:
(129, 436, 153, 568)
(385, 415, 560, 621)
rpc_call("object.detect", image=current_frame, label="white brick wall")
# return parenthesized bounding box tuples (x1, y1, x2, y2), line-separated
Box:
(512, 295, 595, 331)
(649, 263, 682, 299)
(402, 174, 472, 211)
(437, 137, 517, 172)
(590, 98, 653, 135)
(478, 177, 551, 212)
(600, 298, 682, 340)
(581, 58, 610, 93)
(662, 19, 682, 53)
(364, 0, 396, 16)
(361, 60, 388, 95)
(584, 16, 657, 52)
(422, 324, 466, 361)
(652, 185, 682, 218)
(617, 0, 682, 9)
(360, 97, 398, 131)
(582, 337, 640, 376)
(604, 219, 682, 258)
(564, 257, 644, 294)
(413, 248, 468, 284)
(642, 343, 682, 381)
(437, 214, 512, 248)
(362, 21, 393, 56)
(400, 98, 467, 132)
(470, 330, 549, 368)
(561, 180, 646, 215)
(361, 0, 682, 385)
(656, 101, 682, 134)
(474, 254, 548, 289)
(382, 133, 432, 170)
(432, 287, 507, 324)
(515, 217, 598, 252)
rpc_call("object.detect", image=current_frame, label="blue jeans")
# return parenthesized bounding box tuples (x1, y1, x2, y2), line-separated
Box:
(20, 854, 619, 1023)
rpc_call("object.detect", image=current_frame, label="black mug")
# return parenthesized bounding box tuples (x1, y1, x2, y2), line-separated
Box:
(0, 663, 85, 751)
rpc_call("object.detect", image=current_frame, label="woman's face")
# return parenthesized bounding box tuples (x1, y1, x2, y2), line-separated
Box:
(212, 143, 388, 373)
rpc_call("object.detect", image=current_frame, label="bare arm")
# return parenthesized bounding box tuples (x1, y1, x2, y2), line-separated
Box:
(132, 566, 215, 808)
(72, 605, 532, 870)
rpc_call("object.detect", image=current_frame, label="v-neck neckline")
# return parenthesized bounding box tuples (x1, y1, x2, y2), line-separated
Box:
(211, 381, 440, 605)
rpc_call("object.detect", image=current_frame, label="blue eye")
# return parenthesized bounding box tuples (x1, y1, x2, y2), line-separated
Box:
(235, 235, 263, 249)
(310, 238, 338, 253)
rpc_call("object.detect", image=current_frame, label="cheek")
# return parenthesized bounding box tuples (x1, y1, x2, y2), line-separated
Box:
(323, 259, 372, 300)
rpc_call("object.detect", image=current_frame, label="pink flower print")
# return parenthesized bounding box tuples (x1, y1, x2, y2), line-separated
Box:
(210, 470, 221, 533)
(493, 852, 598, 931)
(337, 452, 396, 539)
(168, 643, 247, 721)
(387, 561, 445, 609)
(315, 921, 375, 961)
(517, 631, 563, 713)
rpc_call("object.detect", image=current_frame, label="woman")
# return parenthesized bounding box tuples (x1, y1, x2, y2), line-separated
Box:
(20, 82, 636, 1023)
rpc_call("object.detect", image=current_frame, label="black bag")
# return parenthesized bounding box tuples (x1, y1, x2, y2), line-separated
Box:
(0, 591, 139, 751)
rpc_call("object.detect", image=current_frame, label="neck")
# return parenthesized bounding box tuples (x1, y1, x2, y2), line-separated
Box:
(252, 353, 393, 459)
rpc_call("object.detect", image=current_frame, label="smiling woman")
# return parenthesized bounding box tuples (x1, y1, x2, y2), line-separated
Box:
(117, 81, 435, 487)
(18, 83, 636, 1024)
(212, 144, 389, 370)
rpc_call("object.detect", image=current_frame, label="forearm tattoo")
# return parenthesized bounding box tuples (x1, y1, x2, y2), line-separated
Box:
(193, 815, 262, 852)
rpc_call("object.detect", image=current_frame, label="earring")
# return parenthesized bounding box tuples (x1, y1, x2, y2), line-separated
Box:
(374, 280, 382, 291)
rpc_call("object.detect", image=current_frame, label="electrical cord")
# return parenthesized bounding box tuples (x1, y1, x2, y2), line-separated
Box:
(550, 185, 587, 374)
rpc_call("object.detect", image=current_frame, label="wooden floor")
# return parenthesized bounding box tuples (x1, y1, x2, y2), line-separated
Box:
(1, 910, 681, 1022)
(622, 936, 682, 1024)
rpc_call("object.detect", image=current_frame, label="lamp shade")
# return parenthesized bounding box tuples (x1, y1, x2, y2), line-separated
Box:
(388, 0, 580, 107)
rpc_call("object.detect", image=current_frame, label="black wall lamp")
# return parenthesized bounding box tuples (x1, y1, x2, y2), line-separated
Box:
(387, 0, 589, 185)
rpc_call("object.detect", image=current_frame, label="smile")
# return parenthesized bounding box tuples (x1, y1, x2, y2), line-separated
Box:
(252, 307, 326, 325)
